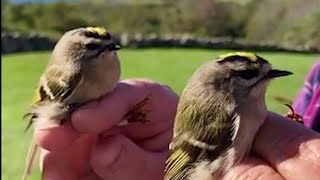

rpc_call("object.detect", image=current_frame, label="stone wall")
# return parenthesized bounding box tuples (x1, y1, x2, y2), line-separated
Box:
(2, 32, 319, 54)
(1, 32, 56, 54)
(117, 33, 320, 53)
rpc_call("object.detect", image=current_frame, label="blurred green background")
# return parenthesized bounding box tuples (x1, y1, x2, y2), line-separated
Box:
(2, 0, 320, 47)
(2, 0, 320, 180)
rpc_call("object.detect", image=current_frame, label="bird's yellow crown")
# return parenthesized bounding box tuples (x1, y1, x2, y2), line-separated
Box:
(85, 27, 108, 36)
(219, 52, 258, 62)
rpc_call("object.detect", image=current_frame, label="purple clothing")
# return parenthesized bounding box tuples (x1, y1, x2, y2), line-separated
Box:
(293, 60, 320, 132)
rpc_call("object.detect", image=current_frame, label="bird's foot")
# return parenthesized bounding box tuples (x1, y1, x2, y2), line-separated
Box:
(124, 97, 151, 124)
(61, 103, 82, 125)
(284, 104, 304, 124)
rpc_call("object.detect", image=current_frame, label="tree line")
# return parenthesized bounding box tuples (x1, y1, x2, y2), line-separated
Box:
(2, 0, 320, 49)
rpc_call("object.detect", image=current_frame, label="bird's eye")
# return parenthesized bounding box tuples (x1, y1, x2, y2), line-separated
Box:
(238, 69, 259, 79)
(85, 43, 101, 50)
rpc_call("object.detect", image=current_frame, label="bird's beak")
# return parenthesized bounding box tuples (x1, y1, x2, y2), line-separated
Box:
(107, 43, 121, 51)
(266, 69, 293, 79)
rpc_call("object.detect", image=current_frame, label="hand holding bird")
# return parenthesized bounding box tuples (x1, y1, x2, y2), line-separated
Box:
(33, 79, 320, 180)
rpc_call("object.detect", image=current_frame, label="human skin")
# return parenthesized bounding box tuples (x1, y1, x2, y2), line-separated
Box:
(33, 79, 320, 180)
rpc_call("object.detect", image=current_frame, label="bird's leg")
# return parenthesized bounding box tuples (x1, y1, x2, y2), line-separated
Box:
(66, 103, 82, 113)
(284, 104, 304, 124)
(124, 97, 151, 124)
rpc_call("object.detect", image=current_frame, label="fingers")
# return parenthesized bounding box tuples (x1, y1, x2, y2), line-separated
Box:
(72, 79, 178, 134)
(137, 128, 173, 152)
(110, 79, 177, 142)
(90, 135, 167, 180)
(100, 119, 174, 152)
(35, 79, 178, 152)
(35, 121, 80, 151)
(41, 134, 95, 180)
(253, 112, 320, 180)
(119, 115, 174, 142)
(80, 169, 103, 180)
(222, 155, 284, 180)
(41, 150, 78, 180)
(72, 80, 149, 133)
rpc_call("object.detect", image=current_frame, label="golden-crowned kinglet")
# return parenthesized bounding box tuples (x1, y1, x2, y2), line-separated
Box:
(165, 52, 292, 180)
(22, 27, 121, 180)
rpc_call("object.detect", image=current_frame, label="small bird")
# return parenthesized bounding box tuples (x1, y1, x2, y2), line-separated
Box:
(165, 52, 293, 180)
(22, 27, 121, 180)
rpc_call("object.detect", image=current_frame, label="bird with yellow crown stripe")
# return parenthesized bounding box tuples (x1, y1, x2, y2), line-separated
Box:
(22, 26, 122, 180)
(164, 52, 293, 180)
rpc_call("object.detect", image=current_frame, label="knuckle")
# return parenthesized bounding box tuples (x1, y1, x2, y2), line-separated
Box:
(298, 138, 320, 167)
(236, 165, 283, 180)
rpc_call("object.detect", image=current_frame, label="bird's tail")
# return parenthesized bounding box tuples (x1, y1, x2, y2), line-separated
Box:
(22, 102, 67, 180)
(21, 137, 39, 180)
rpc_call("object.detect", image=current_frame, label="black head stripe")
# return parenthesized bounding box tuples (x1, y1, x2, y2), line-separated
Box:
(83, 31, 111, 40)
(217, 52, 269, 66)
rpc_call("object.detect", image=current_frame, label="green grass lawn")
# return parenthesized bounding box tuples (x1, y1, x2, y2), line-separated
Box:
(2, 48, 318, 180)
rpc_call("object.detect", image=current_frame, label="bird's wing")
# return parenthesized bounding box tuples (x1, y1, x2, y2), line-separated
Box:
(25, 65, 82, 131)
(165, 141, 203, 180)
(31, 65, 82, 105)
(165, 114, 240, 180)
(22, 65, 82, 179)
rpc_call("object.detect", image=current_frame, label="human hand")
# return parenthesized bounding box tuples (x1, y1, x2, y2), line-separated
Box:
(34, 79, 320, 180)
(222, 112, 320, 180)
(34, 79, 179, 180)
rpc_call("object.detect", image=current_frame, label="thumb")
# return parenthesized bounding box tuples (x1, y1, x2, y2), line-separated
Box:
(90, 135, 167, 180)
